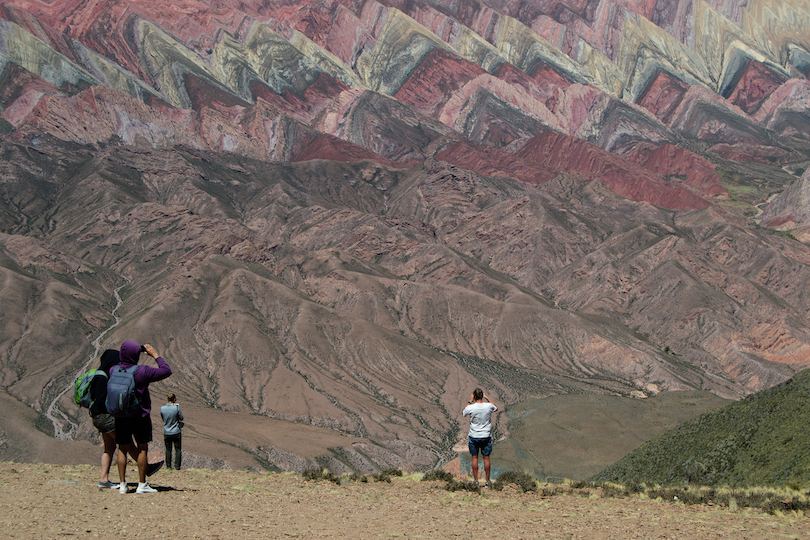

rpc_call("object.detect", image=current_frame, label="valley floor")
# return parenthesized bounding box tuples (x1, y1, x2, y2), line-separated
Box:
(0, 462, 807, 539)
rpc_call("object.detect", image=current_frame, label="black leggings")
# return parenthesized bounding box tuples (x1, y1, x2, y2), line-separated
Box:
(164, 434, 182, 469)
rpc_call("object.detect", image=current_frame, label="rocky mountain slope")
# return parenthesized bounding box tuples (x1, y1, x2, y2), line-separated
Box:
(0, 0, 809, 472)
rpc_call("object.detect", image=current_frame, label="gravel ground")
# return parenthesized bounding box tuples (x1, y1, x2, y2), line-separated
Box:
(1, 462, 807, 539)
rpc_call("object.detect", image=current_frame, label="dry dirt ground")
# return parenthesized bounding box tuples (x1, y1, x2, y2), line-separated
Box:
(1, 461, 808, 540)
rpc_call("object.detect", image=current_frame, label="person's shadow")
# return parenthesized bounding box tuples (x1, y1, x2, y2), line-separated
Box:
(155, 485, 185, 492)
(118, 484, 188, 493)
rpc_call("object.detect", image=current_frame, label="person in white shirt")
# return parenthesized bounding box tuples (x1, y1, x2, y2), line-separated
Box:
(462, 388, 499, 487)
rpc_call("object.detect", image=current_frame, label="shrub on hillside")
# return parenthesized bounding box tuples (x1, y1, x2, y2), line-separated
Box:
(301, 467, 340, 484)
(347, 472, 369, 483)
(371, 471, 393, 483)
(422, 470, 455, 482)
(493, 471, 537, 492)
(445, 479, 480, 492)
(371, 468, 403, 482)
(589, 481, 810, 515)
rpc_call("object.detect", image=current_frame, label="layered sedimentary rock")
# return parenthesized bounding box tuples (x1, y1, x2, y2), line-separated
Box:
(760, 167, 810, 239)
(0, 0, 809, 473)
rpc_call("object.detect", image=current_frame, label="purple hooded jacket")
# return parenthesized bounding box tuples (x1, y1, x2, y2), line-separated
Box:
(111, 341, 172, 418)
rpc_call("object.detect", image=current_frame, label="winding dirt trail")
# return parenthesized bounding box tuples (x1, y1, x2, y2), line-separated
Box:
(44, 281, 128, 440)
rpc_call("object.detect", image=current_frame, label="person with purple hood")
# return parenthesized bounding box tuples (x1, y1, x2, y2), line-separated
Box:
(112, 341, 172, 494)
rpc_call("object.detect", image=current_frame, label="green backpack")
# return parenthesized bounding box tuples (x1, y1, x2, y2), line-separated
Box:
(73, 369, 108, 409)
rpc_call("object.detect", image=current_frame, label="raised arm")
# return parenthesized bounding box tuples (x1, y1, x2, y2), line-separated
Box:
(462, 392, 475, 415)
(140, 344, 172, 382)
(483, 393, 498, 411)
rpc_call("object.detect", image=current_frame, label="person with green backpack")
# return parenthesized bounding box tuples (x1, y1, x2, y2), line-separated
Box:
(81, 349, 130, 489)
(75, 350, 161, 490)
(109, 341, 172, 494)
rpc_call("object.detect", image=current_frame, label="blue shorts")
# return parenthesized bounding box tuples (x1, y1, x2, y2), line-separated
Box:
(468, 437, 493, 456)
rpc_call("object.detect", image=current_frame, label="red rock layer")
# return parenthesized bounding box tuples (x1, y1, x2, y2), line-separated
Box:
(434, 140, 558, 184)
(292, 132, 408, 168)
(184, 73, 251, 112)
(631, 144, 728, 197)
(707, 143, 788, 165)
(517, 132, 713, 209)
(726, 59, 789, 115)
(0, 64, 66, 126)
(250, 72, 350, 123)
(636, 70, 689, 123)
(515, 59, 574, 102)
(394, 48, 486, 117)
(493, 62, 568, 109)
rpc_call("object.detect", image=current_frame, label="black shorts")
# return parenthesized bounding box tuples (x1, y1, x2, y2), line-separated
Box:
(115, 415, 153, 445)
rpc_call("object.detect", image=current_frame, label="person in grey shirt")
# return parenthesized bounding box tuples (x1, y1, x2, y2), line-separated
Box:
(160, 394, 184, 470)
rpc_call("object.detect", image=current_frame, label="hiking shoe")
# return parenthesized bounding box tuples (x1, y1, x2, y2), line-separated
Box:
(146, 461, 164, 477)
(472, 481, 479, 488)
(485, 481, 491, 488)
(97, 480, 119, 489)
(119, 483, 128, 494)
(136, 482, 157, 494)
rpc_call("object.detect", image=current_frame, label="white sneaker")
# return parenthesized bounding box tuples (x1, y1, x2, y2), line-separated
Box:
(136, 482, 157, 494)
(119, 483, 127, 494)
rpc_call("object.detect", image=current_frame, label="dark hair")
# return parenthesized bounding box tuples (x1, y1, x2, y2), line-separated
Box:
(99, 349, 120, 371)
(473, 388, 483, 401)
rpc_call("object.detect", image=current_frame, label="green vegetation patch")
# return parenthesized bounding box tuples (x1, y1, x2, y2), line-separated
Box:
(591, 369, 810, 488)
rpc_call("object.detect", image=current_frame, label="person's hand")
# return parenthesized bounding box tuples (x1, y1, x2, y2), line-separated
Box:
(142, 343, 159, 359)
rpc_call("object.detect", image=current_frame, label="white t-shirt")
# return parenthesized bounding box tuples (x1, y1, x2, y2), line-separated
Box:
(463, 402, 498, 438)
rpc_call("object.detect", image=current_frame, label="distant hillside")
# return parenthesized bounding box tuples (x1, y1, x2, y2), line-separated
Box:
(493, 391, 731, 481)
(591, 368, 810, 487)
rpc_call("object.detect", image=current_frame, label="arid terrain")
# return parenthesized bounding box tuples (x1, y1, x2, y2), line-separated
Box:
(1, 0, 810, 475)
(1, 461, 808, 539)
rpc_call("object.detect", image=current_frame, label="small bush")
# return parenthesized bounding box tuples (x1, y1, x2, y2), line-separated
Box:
(571, 480, 596, 489)
(540, 485, 567, 497)
(599, 483, 628, 498)
(445, 479, 480, 492)
(301, 467, 340, 484)
(381, 468, 403, 477)
(346, 472, 368, 483)
(625, 481, 646, 494)
(493, 471, 537, 493)
(422, 469, 455, 482)
(371, 472, 393, 483)
(764, 496, 810, 514)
